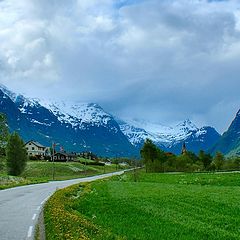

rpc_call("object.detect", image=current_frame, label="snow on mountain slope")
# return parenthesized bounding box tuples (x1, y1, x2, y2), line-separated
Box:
(118, 118, 208, 147)
(117, 119, 154, 146)
(0, 84, 118, 132)
(39, 100, 117, 131)
(0, 84, 219, 155)
(0, 84, 18, 102)
(0, 84, 134, 156)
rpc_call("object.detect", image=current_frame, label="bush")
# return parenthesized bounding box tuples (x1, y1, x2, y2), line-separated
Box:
(86, 162, 105, 166)
(29, 156, 38, 160)
(44, 156, 51, 161)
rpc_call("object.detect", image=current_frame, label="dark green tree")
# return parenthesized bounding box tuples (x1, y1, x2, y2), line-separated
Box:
(185, 151, 199, 163)
(164, 153, 177, 171)
(6, 132, 27, 176)
(213, 152, 224, 170)
(176, 153, 194, 171)
(140, 139, 166, 172)
(233, 157, 240, 170)
(198, 150, 213, 170)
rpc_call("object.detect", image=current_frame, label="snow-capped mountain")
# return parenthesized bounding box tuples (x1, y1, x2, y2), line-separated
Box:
(39, 101, 117, 132)
(0, 85, 135, 156)
(118, 118, 220, 154)
(0, 84, 220, 156)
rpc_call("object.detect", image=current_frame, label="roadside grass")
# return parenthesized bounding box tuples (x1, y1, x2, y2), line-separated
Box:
(44, 171, 240, 240)
(44, 183, 114, 240)
(0, 175, 37, 190)
(78, 157, 95, 163)
(0, 160, 126, 190)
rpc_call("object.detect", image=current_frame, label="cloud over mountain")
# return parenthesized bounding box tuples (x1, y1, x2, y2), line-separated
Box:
(0, 0, 240, 132)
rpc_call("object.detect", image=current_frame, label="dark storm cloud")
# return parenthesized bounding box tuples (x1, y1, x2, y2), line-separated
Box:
(0, 0, 240, 132)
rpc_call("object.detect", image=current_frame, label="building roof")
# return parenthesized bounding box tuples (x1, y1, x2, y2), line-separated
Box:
(53, 152, 77, 157)
(25, 140, 46, 148)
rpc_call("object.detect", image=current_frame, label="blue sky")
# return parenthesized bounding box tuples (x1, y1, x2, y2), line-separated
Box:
(0, 0, 240, 133)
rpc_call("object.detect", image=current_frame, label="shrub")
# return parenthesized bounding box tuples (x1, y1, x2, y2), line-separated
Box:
(29, 156, 38, 160)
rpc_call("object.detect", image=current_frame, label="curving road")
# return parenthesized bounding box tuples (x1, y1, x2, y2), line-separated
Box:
(0, 171, 126, 240)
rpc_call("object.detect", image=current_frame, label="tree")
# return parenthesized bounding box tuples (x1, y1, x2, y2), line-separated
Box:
(233, 157, 240, 170)
(185, 151, 199, 163)
(198, 150, 213, 170)
(164, 153, 177, 171)
(6, 132, 27, 176)
(213, 152, 224, 170)
(140, 139, 166, 172)
(0, 113, 9, 155)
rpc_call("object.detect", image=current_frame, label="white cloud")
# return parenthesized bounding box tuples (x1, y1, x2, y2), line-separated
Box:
(0, 0, 240, 132)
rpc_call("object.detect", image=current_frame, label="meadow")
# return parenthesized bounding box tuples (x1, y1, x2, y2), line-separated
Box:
(44, 170, 240, 240)
(0, 159, 123, 189)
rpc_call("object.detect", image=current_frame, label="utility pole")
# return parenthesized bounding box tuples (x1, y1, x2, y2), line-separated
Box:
(115, 154, 118, 171)
(52, 142, 55, 180)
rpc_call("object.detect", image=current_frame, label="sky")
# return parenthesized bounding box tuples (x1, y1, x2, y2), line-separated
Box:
(0, 0, 240, 133)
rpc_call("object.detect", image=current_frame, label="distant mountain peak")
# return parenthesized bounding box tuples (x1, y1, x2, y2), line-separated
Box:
(38, 100, 114, 129)
(118, 118, 220, 154)
(176, 119, 198, 131)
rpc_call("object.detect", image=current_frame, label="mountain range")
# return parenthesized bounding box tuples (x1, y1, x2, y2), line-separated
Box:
(117, 118, 220, 154)
(0, 84, 225, 157)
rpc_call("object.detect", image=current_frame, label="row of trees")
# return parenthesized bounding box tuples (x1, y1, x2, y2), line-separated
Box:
(0, 114, 27, 176)
(140, 139, 238, 173)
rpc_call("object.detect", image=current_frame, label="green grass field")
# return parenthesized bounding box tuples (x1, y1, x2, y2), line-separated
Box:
(44, 171, 240, 240)
(0, 160, 124, 189)
(21, 161, 118, 180)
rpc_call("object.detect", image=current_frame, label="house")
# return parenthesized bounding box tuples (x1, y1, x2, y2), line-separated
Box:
(25, 140, 49, 157)
(53, 152, 77, 162)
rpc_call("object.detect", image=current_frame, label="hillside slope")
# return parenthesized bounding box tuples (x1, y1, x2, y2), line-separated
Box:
(211, 110, 240, 156)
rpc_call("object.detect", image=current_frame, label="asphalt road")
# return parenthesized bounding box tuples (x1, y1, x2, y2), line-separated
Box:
(0, 170, 126, 240)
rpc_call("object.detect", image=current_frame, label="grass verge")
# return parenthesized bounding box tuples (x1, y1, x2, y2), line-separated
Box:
(44, 182, 119, 240)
